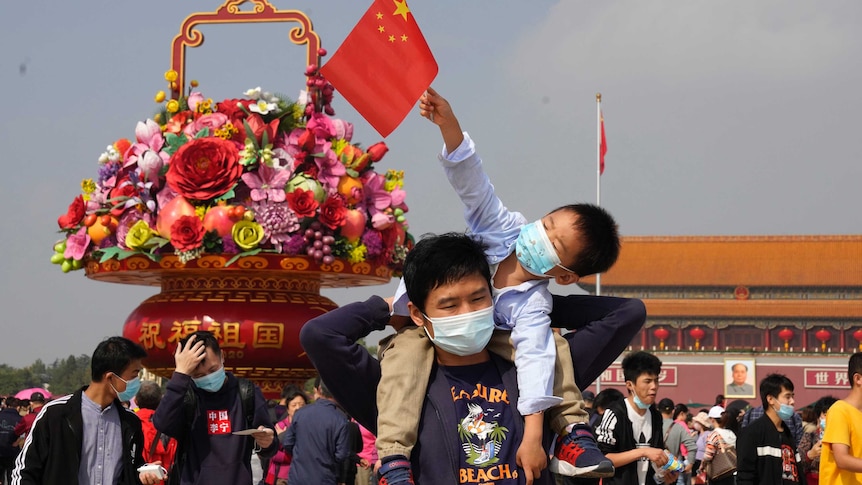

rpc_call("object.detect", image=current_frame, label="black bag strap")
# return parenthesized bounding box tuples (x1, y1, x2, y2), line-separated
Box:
(238, 378, 255, 430)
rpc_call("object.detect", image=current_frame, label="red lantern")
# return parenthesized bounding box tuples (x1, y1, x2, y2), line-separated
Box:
(815, 328, 832, 352)
(778, 328, 794, 351)
(855, 329, 862, 351)
(689, 327, 705, 350)
(653, 327, 670, 350)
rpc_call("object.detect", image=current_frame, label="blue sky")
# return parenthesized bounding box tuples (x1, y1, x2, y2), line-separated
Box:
(0, 0, 859, 367)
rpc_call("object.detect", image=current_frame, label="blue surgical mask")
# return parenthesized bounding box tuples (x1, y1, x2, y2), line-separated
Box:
(111, 375, 141, 402)
(774, 402, 795, 421)
(632, 393, 651, 410)
(819, 417, 826, 431)
(193, 367, 226, 393)
(422, 306, 495, 356)
(515, 221, 573, 278)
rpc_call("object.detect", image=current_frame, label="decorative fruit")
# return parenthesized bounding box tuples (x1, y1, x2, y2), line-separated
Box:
(203, 205, 242, 238)
(340, 209, 367, 242)
(156, 196, 196, 239)
(336, 176, 364, 205)
(87, 216, 118, 245)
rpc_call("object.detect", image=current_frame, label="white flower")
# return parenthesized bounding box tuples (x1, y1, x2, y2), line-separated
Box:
(297, 89, 310, 108)
(249, 100, 277, 115)
(98, 145, 120, 164)
(244, 87, 262, 99)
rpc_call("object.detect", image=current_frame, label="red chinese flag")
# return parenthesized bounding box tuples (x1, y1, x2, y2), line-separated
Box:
(320, 0, 438, 137)
(599, 109, 608, 175)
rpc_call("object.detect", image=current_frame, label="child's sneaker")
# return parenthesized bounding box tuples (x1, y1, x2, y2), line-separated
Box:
(549, 424, 615, 478)
(377, 456, 414, 485)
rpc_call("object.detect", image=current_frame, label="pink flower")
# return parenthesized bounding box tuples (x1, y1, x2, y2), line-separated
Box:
(183, 113, 229, 138)
(187, 92, 205, 112)
(64, 227, 91, 260)
(126, 119, 169, 185)
(306, 113, 336, 140)
(331, 118, 353, 141)
(241, 164, 293, 202)
(371, 212, 394, 230)
(362, 172, 392, 214)
(313, 141, 345, 190)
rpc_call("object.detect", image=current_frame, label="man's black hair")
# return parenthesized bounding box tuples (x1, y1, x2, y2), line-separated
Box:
(136, 380, 163, 410)
(594, 388, 624, 411)
(180, 330, 221, 354)
(552, 203, 620, 276)
(657, 398, 675, 413)
(812, 395, 838, 418)
(91, 336, 147, 382)
(621, 351, 662, 385)
(759, 373, 794, 409)
(314, 376, 333, 398)
(849, 352, 862, 387)
(402, 232, 491, 313)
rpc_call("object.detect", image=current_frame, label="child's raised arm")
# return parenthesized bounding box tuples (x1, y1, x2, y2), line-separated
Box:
(419, 87, 463, 153)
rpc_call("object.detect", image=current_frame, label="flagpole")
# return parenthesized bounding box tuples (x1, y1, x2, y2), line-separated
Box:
(595, 93, 602, 298)
(595, 93, 602, 394)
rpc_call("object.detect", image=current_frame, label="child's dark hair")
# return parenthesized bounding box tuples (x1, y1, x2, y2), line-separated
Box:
(180, 330, 221, 354)
(621, 351, 662, 385)
(91, 336, 147, 382)
(759, 373, 794, 409)
(720, 407, 742, 434)
(553, 203, 620, 276)
(594, 388, 624, 411)
(403, 232, 491, 313)
(812, 395, 838, 418)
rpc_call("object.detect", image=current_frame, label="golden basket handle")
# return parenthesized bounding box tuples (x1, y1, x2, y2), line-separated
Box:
(169, 0, 321, 98)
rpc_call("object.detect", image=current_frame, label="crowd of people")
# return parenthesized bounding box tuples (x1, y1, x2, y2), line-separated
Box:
(1, 90, 860, 485)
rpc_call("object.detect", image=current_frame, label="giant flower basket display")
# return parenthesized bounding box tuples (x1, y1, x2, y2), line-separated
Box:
(51, 0, 412, 395)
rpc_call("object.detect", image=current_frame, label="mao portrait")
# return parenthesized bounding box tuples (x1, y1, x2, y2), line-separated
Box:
(724, 359, 756, 398)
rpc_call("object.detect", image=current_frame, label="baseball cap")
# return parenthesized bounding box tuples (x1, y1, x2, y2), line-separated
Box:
(708, 405, 725, 419)
(658, 398, 675, 413)
(30, 392, 45, 403)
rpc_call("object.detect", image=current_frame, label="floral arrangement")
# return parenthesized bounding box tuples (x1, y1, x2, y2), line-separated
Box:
(52, 56, 411, 273)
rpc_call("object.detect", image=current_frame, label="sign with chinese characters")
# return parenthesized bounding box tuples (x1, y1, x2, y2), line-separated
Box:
(134, 317, 285, 361)
(804, 368, 849, 389)
(596, 365, 678, 386)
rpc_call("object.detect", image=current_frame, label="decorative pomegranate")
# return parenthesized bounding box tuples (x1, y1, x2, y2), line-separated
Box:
(854, 329, 862, 351)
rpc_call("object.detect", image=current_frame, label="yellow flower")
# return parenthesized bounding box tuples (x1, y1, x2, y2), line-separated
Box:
(164, 70, 178, 82)
(166, 100, 180, 113)
(195, 206, 207, 219)
(154, 91, 166, 103)
(80, 178, 96, 194)
(214, 122, 239, 140)
(126, 220, 155, 250)
(190, 79, 199, 87)
(292, 104, 304, 121)
(232, 220, 265, 251)
(348, 244, 368, 264)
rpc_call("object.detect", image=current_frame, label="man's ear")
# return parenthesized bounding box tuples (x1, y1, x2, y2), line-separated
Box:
(554, 273, 580, 286)
(407, 302, 426, 328)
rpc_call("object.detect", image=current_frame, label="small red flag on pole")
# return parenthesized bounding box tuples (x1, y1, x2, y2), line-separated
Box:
(599, 105, 608, 175)
(320, 0, 438, 137)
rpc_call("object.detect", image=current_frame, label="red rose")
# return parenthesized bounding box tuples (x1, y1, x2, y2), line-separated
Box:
(166, 137, 242, 201)
(58, 195, 86, 229)
(170, 215, 205, 252)
(286, 188, 319, 218)
(366, 142, 389, 162)
(318, 195, 347, 230)
(109, 179, 138, 216)
(216, 99, 253, 122)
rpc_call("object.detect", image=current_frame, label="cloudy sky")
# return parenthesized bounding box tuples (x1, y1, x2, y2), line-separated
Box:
(0, 1, 859, 367)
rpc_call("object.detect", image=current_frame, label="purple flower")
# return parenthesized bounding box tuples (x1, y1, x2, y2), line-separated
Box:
(222, 237, 239, 254)
(312, 141, 345, 190)
(241, 164, 293, 202)
(283, 234, 307, 255)
(362, 230, 384, 259)
(116, 209, 145, 250)
(253, 200, 300, 247)
(98, 162, 120, 185)
(361, 172, 392, 214)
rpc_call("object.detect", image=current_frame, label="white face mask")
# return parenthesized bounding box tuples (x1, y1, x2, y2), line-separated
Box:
(422, 306, 495, 356)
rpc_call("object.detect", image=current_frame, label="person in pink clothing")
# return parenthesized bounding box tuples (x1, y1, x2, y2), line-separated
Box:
(354, 421, 377, 485)
(265, 385, 309, 485)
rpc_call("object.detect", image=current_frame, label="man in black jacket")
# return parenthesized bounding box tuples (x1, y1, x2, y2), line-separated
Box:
(736, 374, 801, 485)
(0, 397, 22, 484)
(11, 336, 163, 485)
(595, 351, 678, 485)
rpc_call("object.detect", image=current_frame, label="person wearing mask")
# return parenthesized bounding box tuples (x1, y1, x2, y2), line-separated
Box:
(265, 385, 308, 485)
(735, 374, 801, 485)
(797, 396, 837, 485)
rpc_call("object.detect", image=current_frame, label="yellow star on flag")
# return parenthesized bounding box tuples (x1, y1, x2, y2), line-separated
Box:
(378, 25, 385, 33)
(401, 34, 408, 42)
(388, 35, 395, 42)
(392, 0, 410, 21)
(376, 12, 383, 20)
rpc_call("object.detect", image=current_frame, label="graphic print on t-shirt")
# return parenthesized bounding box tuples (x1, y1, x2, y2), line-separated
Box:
(780, 442, 799, 483)
(206, 409, 232, 435)
(443, 362, 518, 484)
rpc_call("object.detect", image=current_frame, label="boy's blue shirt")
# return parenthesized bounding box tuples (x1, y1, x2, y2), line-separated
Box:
(392, 132, 562, 415)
